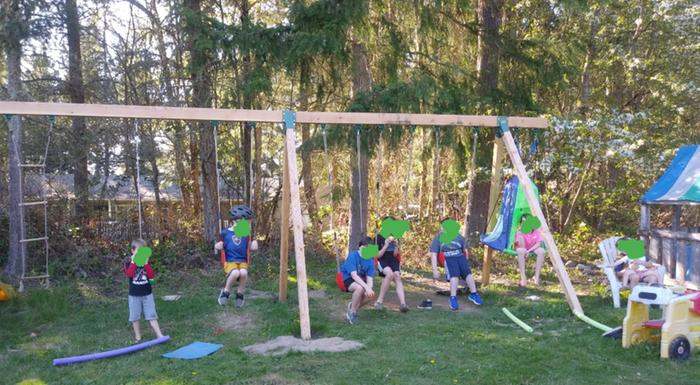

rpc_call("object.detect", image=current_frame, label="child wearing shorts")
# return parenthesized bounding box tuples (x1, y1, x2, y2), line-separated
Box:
(124, 239, 164, 342)
(342, 236, 376, 324)
(215, 205, 258, 307)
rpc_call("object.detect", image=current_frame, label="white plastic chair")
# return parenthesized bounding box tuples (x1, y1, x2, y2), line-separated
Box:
(598, 236, 666, 308)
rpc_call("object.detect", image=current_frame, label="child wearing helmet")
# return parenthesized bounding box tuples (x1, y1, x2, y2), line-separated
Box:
(214, 205, 258, 307)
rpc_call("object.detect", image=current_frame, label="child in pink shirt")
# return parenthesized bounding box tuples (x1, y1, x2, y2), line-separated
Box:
(515, 214, 547, 287)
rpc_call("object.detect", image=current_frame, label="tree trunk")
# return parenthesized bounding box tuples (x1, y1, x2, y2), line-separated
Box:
(299, 62, 320, 235)
(431, 128, 441, 216)
(253, 121, 262, 235)
(239, 0, 254, 207)
(5, 0, 24, 281)
(348, 41, 372, 251)
(419, 127, 430, 217)
(66, 0, 90, 220)
(579, 8, 600, 116)
(141, 0, 193, 214)
(466, 0, 503, 241)
(242, 122, 252, 205)
(184, 0, 217, 241)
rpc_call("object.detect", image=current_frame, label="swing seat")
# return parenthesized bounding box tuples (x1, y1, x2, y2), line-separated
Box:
(438, 252, 445, 268)
(335, 271, 347, 292)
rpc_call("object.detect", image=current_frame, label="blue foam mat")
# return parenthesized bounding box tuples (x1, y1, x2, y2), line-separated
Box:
(162, 341, 223, 360)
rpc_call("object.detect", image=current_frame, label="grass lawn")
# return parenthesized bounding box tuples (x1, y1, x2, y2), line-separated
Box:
(2, 257, 699, 385)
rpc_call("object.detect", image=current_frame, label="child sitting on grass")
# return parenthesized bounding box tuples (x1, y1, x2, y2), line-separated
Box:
(124, 239, 164, 342)
(342, 236, 376, 324)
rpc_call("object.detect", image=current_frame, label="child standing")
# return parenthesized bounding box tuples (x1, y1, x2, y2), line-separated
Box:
(430, 218, 483, 311)
(342, 237, 376, 324)
(215, 205, 258, 307)
(124, 239, 164, 342)
(374, 217, 408, 312)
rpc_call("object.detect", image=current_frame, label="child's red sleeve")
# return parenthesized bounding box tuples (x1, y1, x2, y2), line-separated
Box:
(144, 264, 156, 279)
(124, 263, 137, 278)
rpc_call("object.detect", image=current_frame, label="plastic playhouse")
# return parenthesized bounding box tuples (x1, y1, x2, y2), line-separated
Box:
(622, 284, 700, 360)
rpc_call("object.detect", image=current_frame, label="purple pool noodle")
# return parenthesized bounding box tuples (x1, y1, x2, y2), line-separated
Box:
(53, 335, 170, 366)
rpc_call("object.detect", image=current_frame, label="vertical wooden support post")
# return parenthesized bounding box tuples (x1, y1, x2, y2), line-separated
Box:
(498, 117, 582, 314)
(482, 140, 504, 286)
(278, 138, 290, 302)
(672, 205, 681, 281)
(283, 111, 312, 340)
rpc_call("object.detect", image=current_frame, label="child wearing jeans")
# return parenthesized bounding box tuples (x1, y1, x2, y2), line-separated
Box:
(124, 239, 164, 342)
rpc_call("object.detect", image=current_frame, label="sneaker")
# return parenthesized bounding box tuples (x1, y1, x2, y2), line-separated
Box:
(374, 302, 384, 311)
(468, 292, 483, 306)
(218, 289, 230, 306)
(235, 292, 245, 308)
(400, 304, 409, 313)
(417, 299, 433, 309)
(449, 296, 459, 311)
(346, 302, 353, 324)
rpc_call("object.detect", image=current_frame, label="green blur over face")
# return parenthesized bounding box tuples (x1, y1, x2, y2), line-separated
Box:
(133, 246, 152, 267)
(439, 219, 460, 244)
(360, 244, 379, 260)
(521, 216, 541, 234)
(234, 219, 251, 237)
(617, 239, 645, 260)
(379, 218, 411, 240)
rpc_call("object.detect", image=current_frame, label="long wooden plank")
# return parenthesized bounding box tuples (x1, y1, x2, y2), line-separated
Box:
(279, 139, 291, 302)
(296, 111, 547, 128)
(0, 102, 547, 128)
(285, 128, 312, 340)
(0, 101, 282, 122)
(500, 129, 583, 314)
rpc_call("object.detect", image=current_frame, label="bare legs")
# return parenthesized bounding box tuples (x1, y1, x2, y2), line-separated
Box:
(131, 319, 163, 341)
(376, 267, 407, 307)
(349, 283, 373, 313)
(517, 247, 546, 287)
(224, 268, 248, 295)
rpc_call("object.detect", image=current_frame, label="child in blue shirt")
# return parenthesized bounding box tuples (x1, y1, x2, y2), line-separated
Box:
(430, 217, 483, 310)
(341, 236, 376, 324)
(214, 205, 258, 307)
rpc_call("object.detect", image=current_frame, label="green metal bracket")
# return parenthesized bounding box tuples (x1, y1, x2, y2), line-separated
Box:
(283, 110, 296, 130)
(211, 120, 220, 129)
(496, 116, 509, 138)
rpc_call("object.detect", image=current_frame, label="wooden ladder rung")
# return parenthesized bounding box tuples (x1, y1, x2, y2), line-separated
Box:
(20, 236, 48, 243)
(20, 201, 48, 207)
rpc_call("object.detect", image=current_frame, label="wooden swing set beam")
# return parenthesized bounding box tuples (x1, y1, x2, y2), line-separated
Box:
(0, 101, 547, 128)
(3, 101, 583, 337)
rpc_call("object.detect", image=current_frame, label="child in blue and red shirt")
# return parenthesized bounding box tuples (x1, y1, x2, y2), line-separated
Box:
(215, 205, 258, 307)
(430, 218, 483, 311)
(124, 239, 164, 342)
